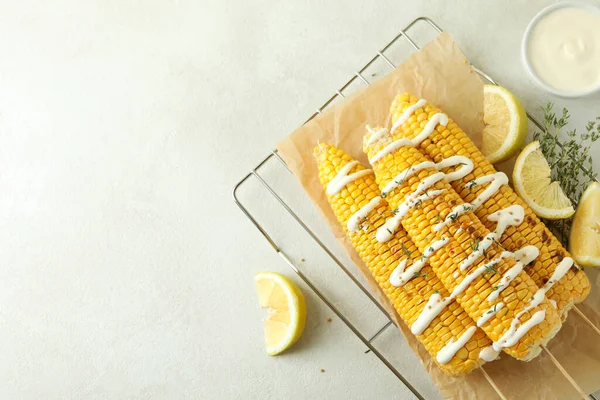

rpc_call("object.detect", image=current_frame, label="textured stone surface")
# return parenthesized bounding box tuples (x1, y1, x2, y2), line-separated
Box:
(0, 0, 598, 398)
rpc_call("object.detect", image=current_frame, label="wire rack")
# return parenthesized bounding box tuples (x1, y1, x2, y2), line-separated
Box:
(233, 17, 599, 400)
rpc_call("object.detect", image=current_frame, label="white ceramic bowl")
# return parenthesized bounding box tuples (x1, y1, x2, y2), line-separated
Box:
(521, 2, 600, 98)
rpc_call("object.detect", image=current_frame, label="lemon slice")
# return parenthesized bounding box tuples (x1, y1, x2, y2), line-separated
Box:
(569, 182, 600, 267)
(513, 141, 575, 219)
(254, 272, 306, 355)
(482, 85, 528, 164)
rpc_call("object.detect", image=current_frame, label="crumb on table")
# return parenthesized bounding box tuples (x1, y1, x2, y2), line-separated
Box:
(320, 369, 325, 373)
(327, 317, 332, 323)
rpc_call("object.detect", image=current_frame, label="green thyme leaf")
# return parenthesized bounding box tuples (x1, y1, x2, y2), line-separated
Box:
(401, 241, 411, 257)
(484, 264, 498, 275)
(535, 102, 600, 245)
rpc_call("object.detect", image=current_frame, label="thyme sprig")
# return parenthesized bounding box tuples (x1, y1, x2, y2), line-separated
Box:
(466, 180, 478, 189)
(484, 264, 498, 275)
(533, 103, 600, 243)
(534, 103, 600, 205)
(486, 304, 499, 314)
(401, 241, 412, 257)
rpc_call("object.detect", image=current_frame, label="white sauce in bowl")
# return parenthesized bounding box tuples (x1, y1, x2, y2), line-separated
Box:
(526, 5, 600, 93)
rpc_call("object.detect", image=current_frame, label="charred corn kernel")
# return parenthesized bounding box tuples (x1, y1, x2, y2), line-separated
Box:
(315, 143, 490, 376)
(389, 93, 591, 319)
(363, 125, 562, 361)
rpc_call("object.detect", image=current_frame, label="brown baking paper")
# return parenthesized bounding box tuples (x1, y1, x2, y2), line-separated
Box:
(276, 32, 600, 399)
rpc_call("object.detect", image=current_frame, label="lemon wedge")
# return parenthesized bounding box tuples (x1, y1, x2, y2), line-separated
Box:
(569, 182, 600, 267)
(513, 141, 575, 219)
(482, 85, 528, 164)
(254, 272, 306, 355)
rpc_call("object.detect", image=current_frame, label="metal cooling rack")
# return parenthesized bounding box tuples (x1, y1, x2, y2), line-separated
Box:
(233, 17, 599, 400)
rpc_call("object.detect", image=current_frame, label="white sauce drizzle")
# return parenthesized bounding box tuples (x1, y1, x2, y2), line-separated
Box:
(487, 245, 540, 302)
(477, 303, 505, 327)
(491, 257, 572, 352)
(479, 346, 501, 362)
(370, 138, 413, 164)
(380, 156, 472, 199)
(436, 326, 477, 364)
(433, 203, 473, 232)
(390, 99, 428, 134)
(489, 205, 525, 237)
(460, 205, 525, 271)
(437, 156, 474, 182)
(469, 172, 509, 209)
(327, 161, 374, 195)
(367, 101, 460, 175)
(505, 310, 547, 347)
(514, 245, 539, 263)
(347, 197, 382, 232)
(377, 189, 445, 242)
(543, 257, 574, 292)
(376, 172, 446, 242)
(377, 214, 402, 243)
(411, 240, 486, 334)
(453, 245, 536, 299)
(453, 262, 492, 296)
(389, 259, 407, 286)
(369, 113, 448, 164)
(411, 292, 452, 335)
(390, 259, 424, 287)
(493, 310, 547, 351)
(381, 161, 436, 196)
(525, 288, 547, 312)
(376, 190, 446, 242)
(550, 299, 557, 309)
(423, 237, 450, 259)
(460, 233, 496, 271)
(390, 237, 449, 287)
(412, 113, 449, 144)
(366, 127, 389, 146)
(488, 264, 524, 302)
(413, 245, 536, 336)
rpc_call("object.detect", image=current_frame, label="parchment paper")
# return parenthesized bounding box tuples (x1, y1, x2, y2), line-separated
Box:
(276, 32, 600, 399)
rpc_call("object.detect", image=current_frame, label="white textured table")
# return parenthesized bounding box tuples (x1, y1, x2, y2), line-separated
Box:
(0, 1, 598, 399)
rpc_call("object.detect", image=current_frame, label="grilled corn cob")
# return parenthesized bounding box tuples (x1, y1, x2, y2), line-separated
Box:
(389, 93, 591, 319)
(363, 127, 562, 361)
(315, 143, 493, 376)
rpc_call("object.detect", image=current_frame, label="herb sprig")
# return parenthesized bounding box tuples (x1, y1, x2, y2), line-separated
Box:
(533, 103, 600, 243)
(486, 304, 499, 314)
(469, 239, 480, 253)
(401, 242, 412, 257)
